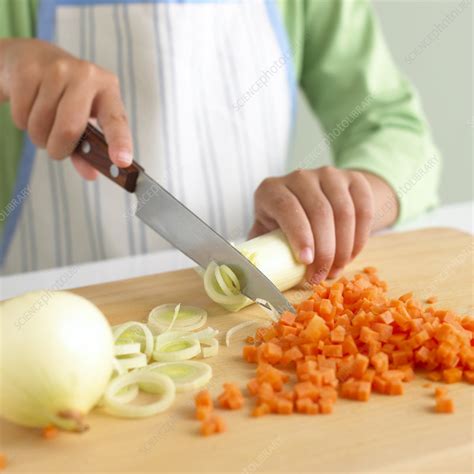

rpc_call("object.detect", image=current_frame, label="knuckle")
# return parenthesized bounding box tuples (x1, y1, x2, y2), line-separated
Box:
(334, 202, 354, 220)
(77, 60, 97, 80)
(57, 123, 83, 144)
(270, 192, 291, 213)
(319, 165, 337, 177)
(256, 177, 277, 195)
(50, 59, 70, 81)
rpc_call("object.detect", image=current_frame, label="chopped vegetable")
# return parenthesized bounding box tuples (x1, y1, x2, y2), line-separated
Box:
(113, 321, 154, 361)
(203, 230, 305, 311)
(200, 414, 226, 436)
(41, 425, 59, 439)
(225, 320, 263, 347)
(153, 331, 201, 362)
(217, 383, 244, 410)
(116, 353, 148, 371)
(225, 268, 472, 421)
(143, 361, 212, 393)
(200, 338, 219, 358)
(114, 342, 141, 356)
(102, 371, 175, 418)
(148, 304, 207, 333)
(0, 453, 6, 470)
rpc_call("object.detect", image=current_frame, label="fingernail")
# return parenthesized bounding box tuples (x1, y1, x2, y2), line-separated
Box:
(299, 247, 313, 265)
(116, 150, 133, 167)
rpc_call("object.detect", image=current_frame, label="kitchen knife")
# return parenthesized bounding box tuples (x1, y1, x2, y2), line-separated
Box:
(74, 124, 295, 314)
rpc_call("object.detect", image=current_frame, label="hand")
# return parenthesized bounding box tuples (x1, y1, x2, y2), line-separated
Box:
(0, 38, 132, 180)
(250, 166, 398, 283)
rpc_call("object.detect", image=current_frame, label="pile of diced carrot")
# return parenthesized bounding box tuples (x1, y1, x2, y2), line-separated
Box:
(195, 390, 226, 436)
(240, 268, 473, 416)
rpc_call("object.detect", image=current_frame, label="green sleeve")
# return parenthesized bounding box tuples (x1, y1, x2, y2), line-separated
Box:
(0, 0, 38, 233)
(279, 0, 441, 223)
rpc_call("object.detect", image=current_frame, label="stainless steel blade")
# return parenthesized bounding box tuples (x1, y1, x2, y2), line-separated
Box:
(134, 173, 295, 314)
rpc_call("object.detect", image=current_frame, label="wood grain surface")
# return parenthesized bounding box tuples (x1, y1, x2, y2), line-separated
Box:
(1, 228, 473, 473)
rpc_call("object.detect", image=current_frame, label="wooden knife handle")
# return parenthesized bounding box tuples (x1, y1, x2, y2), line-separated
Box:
(74, 124, 143, 193)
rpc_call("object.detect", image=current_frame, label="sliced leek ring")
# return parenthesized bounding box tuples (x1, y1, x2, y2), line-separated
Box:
(225, 320, 261, 347)
(152, 331, 201, 362)
(116, 353, 148, 371)
(114, 342, 141, 356)
(141, 361, 212, 393)
(113, 322, 154, 360)
(103, 371, 175, 418)
(148, 304, 207, 334)
(200, 337, 219, 358)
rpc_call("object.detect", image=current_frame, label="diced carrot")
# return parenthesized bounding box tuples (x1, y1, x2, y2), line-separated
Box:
(245, 336, 255, 344)
(371, 352, 389, 373)
(0, 454, 6, 470)
(276, 397, 293, 415)
(463, 370, 474, 384)
(342, 335, 358, 355)
(318, 399, 334, 414)
(434, 387, 448, 398)
(195, 390, 213, 408)
(247, 378, 260, 396)
(243, 345, 258, 363)
(280, 311, 296, 326)
(252, 402, 271, 417)
(372, 375, 388, 394)
(427, 371, 442, 382)
(322, 344, 343, 358)
(294, 382, 319, 401)
(442, 368, 463, 384)
(260, 342, 283, 364)
(435, 397, 454, 413)
(218, 383, 244, 410)
(196, 405, 212, 421)
(41, 425, 58, 440)
(330, 325, 346, 343)
(386, 380, 404, 396)
(301, 315, 329, 342)
(200, 414, 226, 436)
(352, 354, 369, 379)
(281, 346, 304, 365)
(426, 296, 438, 304)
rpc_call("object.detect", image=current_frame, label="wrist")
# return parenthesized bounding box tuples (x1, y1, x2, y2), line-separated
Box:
(358, 170, 399, 231)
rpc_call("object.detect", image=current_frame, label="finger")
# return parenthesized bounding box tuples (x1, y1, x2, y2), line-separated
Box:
(256, 179, 314, 265)
(286, 175, 335, 283)
(248, 220, 273, 239)
(93, 86, 133, 167)
(47, 81, 95, 160)
(71, 154, 98, 181)
(27, 67, 68, 148)
(320, 175, 355, 278)
(9, 64, 41, 130)
(349, 173, 374, 259)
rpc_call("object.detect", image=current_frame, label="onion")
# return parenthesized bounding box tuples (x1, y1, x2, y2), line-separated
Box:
(0, 291, 114, 431)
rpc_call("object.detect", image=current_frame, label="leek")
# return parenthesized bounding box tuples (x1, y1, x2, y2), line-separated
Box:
(203, 229, 305, 312)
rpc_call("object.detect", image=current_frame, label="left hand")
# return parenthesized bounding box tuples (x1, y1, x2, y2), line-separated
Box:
(249, 166, 398, 284)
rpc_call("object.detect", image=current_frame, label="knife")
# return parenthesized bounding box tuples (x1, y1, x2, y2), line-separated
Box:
(74, 124, 295, 314)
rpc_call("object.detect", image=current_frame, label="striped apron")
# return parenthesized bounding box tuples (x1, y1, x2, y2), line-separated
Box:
(1, 0, 296, 275)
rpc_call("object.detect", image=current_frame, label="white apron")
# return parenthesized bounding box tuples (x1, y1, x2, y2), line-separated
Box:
(1, 0, 296, 274)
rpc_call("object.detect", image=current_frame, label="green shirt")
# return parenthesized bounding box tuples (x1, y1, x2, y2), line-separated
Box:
(0, 0, 440, 232)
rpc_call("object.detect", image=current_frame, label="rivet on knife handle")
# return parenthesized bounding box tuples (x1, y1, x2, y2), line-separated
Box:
(74, 124, 144, 193)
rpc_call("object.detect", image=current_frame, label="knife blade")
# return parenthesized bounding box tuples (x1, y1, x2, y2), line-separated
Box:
(75, 124, 295, 314)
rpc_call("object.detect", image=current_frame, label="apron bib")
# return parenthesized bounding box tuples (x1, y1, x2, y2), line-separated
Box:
(2, 0, 295, 274)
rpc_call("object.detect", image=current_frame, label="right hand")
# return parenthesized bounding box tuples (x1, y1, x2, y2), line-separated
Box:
(0, 38, 133, 180)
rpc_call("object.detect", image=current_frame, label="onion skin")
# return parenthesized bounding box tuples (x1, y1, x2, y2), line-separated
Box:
(0, 291, 114, 431)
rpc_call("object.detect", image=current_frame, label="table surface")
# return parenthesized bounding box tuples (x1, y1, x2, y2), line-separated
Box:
(1, 200, 472, 300)
(2, 227, 473, 473)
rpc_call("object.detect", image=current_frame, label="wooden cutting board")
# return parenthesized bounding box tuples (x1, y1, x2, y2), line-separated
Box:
(2, 228, 473, 473)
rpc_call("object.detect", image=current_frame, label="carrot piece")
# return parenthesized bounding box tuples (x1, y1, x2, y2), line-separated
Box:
(352, 354, 369, 379)
(318, 399, 334, 414)
(386, 380, 404, 396)
(294, 382, 319, 401)
(252, 402, 271, 417)
(427, 371, 442, 382)
(322, 344, 343, 358)
(435, 387, 448, 398)
(301, 315, 329, 342)
(426, 296, 438, 304)
(372, 375, 388, 394)
(261, 342, 283, 364)
(281, 346, 304, 365)
(342, 335, 358, 355)
(247, 378, 260, 396)
(276, 397, 293, 415)
(435, 397, 454, 413)
(243, 345, 258, 363)
(195, 390, 213, 408)
(218, 383, 244, 410)
(463, 370, 474, 384)
(200, 414, 226, 436)
(196, 405, 212, 421)
(442, 368, 462, 384)
(245, 336, 255, 344)
(41, 425, 59, 440)
(371, 352, 389, 373)
(280, 311, 296, 326)
(0, 454, 6, 470)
